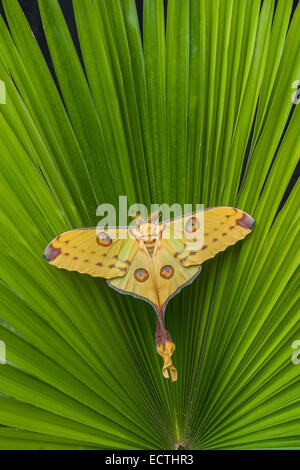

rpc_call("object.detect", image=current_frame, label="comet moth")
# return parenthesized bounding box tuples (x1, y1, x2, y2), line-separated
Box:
(44, 207, 254, 381)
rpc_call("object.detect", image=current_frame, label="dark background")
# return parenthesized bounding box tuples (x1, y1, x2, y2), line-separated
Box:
(0, 0, 299, 208)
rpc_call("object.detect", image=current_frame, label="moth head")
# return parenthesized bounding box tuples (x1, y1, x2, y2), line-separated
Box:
(137, 222, 160, 240)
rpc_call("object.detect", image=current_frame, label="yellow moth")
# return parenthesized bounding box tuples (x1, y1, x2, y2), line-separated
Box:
(44, 207, 254, 381)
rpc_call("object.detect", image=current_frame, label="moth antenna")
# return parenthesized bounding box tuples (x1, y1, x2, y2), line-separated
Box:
(129, 212, 144, 227)
(148, 210, 161, 223)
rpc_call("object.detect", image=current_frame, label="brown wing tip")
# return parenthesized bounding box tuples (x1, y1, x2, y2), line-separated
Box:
(236, 212, 255, 230)
(43, 243, 61, 262)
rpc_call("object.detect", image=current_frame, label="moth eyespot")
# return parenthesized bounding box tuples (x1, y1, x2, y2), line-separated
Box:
(160, 265, 174, 280)
(185, 217, 199, 233)
(134, 268, 149, 282)
(97, 232, 112, 247)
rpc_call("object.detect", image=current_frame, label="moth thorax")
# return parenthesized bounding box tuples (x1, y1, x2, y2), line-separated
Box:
(144, 237, 156, 256)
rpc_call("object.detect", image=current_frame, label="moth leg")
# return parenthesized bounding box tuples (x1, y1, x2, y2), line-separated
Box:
(155, 311, 177, 382)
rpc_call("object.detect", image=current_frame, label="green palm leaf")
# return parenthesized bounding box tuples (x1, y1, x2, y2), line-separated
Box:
(0, 0, 299, 449)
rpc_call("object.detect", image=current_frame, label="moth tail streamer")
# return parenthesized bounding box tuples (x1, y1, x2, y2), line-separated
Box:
(155, 310, 177, 382)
